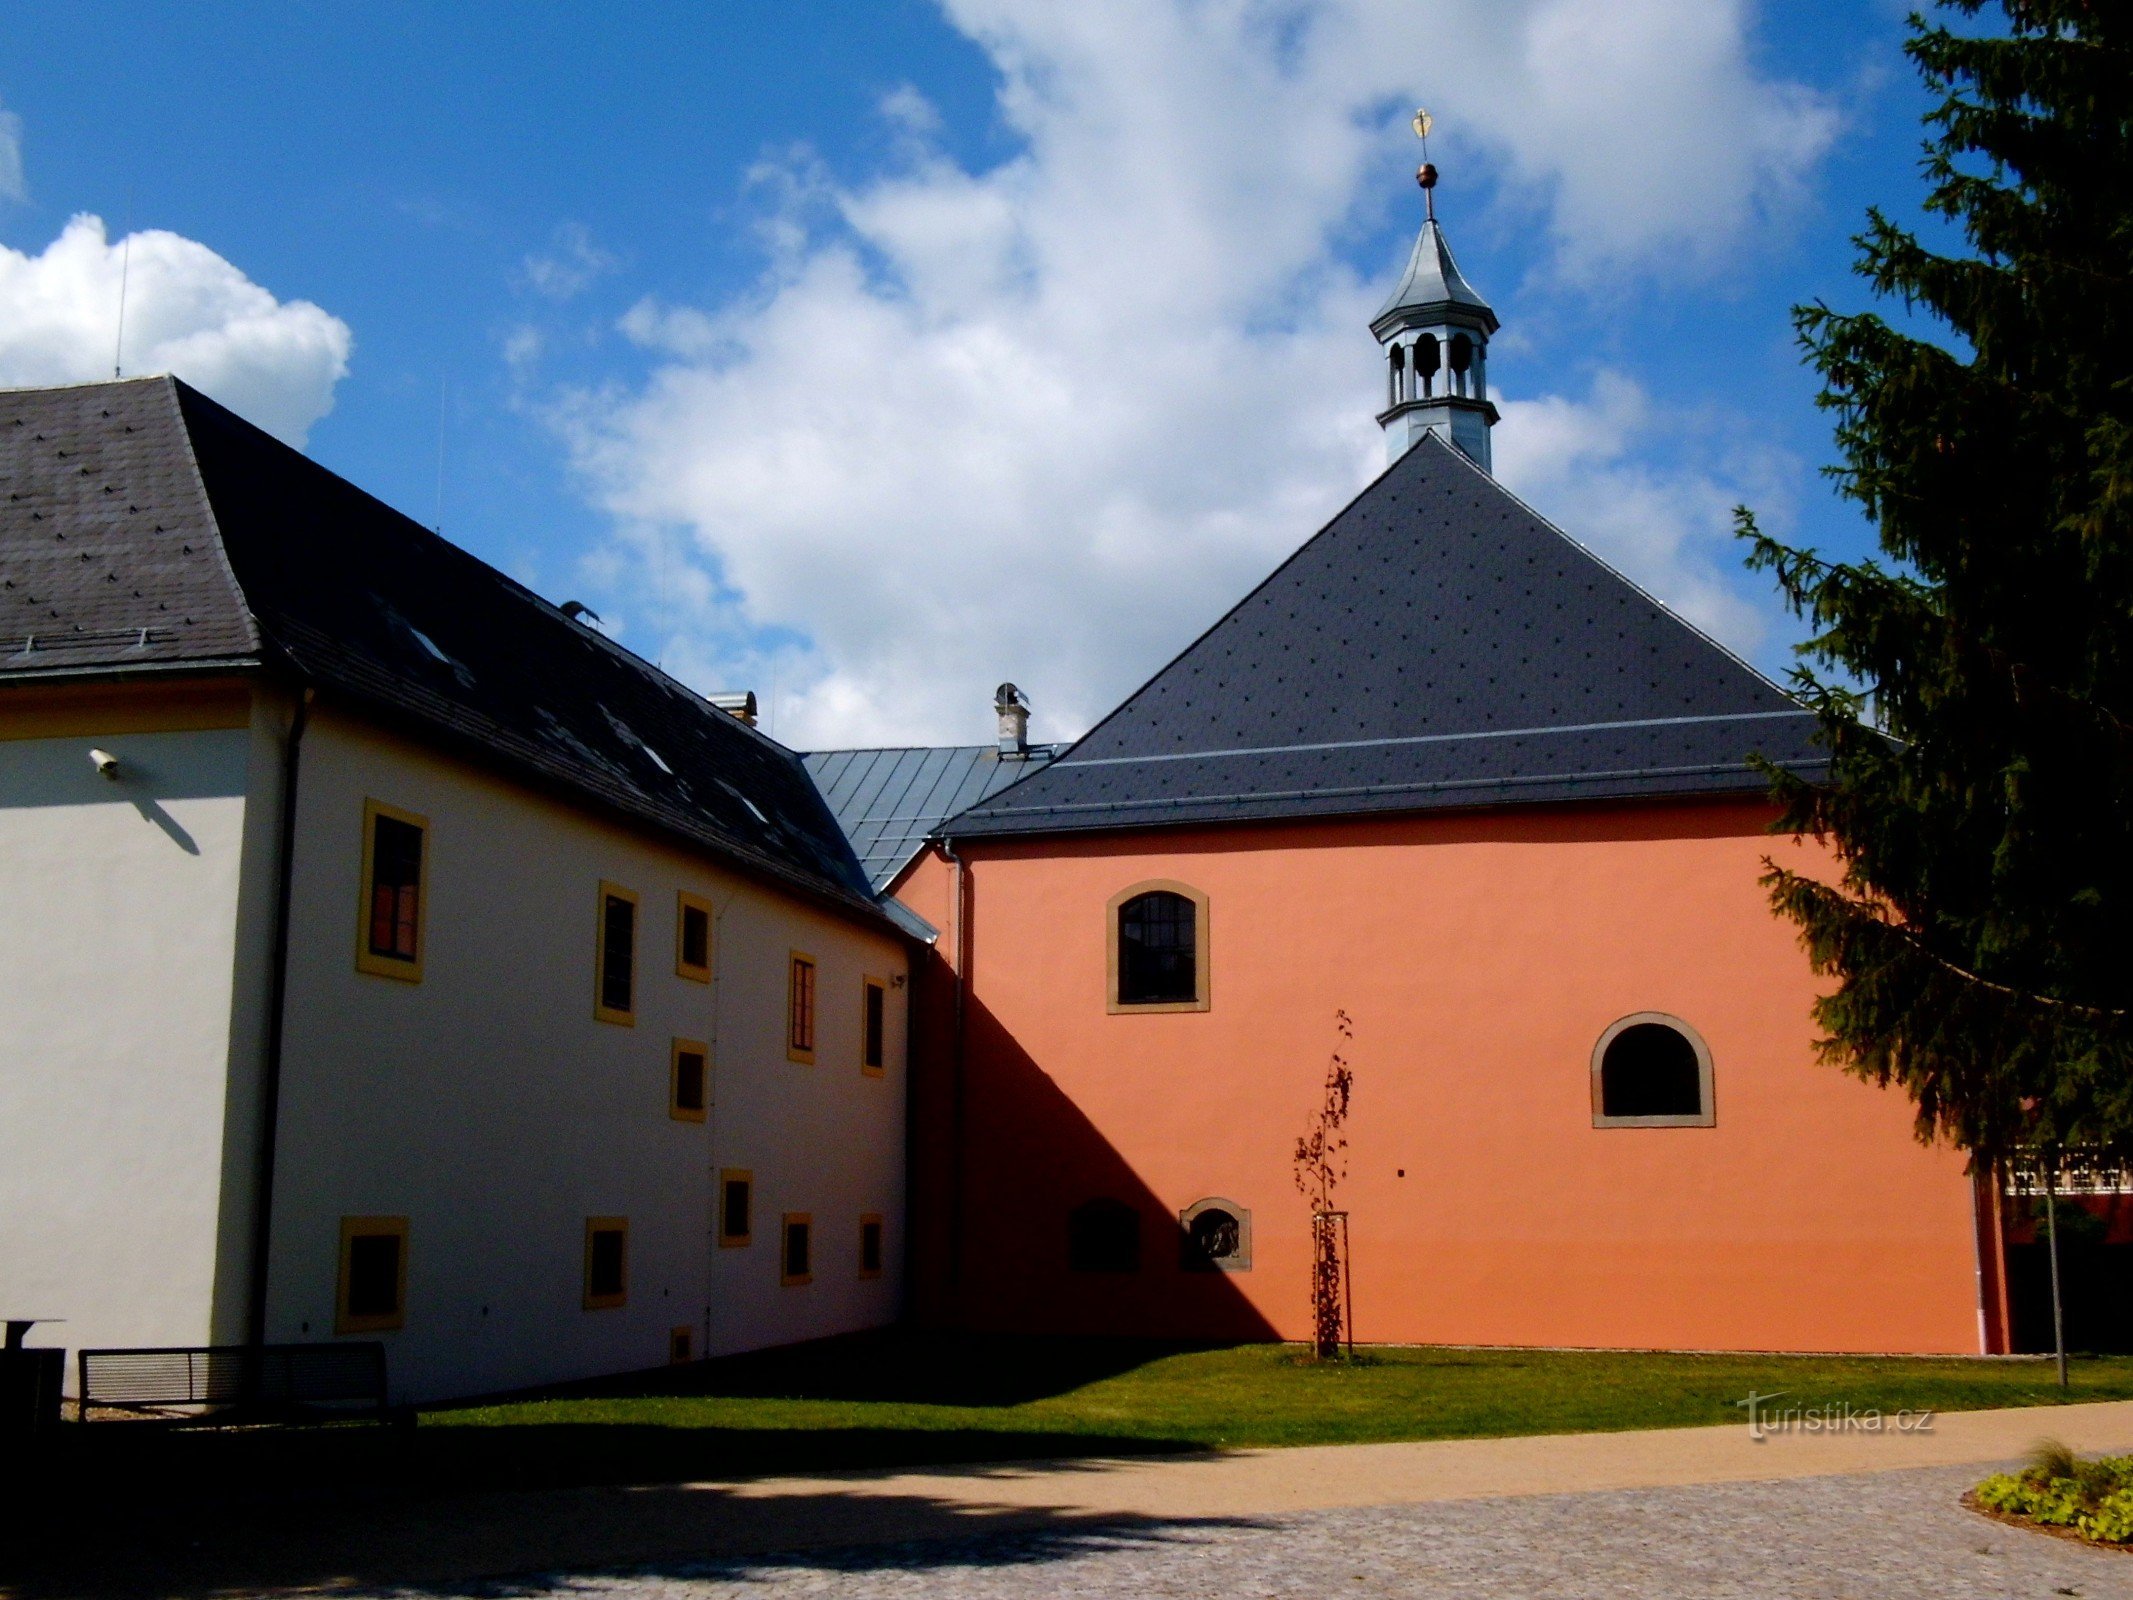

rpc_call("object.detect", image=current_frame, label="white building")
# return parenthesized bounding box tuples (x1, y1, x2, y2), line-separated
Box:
(0, 377, 915, 1402)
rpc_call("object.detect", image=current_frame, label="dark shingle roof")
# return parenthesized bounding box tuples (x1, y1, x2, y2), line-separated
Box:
(803, 744, 1056, 890)
(948, 433, 1824, 838)
(0, 377, 889, 929)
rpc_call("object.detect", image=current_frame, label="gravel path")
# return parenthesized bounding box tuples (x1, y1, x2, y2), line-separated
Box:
(362, 1465, 2133, 1600)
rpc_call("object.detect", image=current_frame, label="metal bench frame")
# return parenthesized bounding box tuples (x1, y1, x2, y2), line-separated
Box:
(76, 1342, 391, 1424)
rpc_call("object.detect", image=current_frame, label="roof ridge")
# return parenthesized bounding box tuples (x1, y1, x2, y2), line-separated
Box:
(150, 377, 264, 660)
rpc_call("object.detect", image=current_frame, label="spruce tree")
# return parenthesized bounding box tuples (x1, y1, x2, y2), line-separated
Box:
(1742, 0, 2133, 1168)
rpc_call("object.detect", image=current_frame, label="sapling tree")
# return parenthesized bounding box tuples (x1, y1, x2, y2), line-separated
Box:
(1293, 1009, 1355, 1360)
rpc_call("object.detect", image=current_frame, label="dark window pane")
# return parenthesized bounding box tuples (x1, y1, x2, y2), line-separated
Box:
(1601, 1023, 1703, 1118)
(864, 983, 885, 1068)
(681, 904, 710, 971)
(368, 815, 422, 960)
(784, 1220, 811, 1279)
(675, 1050, 706, 1112)
(346, 1232, 401, 1318)
(601, 895, 635, 1013)
(860, 1220, 883, 1274)
(723, 1180, 751, 1241)
(1118, 891, 1197, 1004)
(1187, 1208, 1240, 1267)
(588, 1227, 626, 1300)
(1068, 1198, 1141, 1273)
(790, 959, 815, 1051)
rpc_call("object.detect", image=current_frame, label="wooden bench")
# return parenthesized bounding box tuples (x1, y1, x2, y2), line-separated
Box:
(76, 1342, 392, 1425)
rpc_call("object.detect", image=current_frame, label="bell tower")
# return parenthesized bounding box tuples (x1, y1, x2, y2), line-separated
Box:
(1373, 112, 1499, 472)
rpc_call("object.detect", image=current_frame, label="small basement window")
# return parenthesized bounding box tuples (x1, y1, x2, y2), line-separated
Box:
(676, 892, 713, 983)
(781, 1213, 813, 1286)
(669, 1325, 695, 1365)
(1108, 881, 1209, 1012)
(583, 1217, 628, 1309)
(718, 1170, 753, 1248)
(357, 801, 428, 981)
(336, 1216, 408, 1334)
(787, 953, 817, 1063)
(862, 977, 887, 1076)
(1591, 1013, 1715, 1128)
(671, 1038, 708, 1122)
(594, 882, 638, 1025)
(859, 1214, 884, 1279)
(1068, 1198, 1141, 1274)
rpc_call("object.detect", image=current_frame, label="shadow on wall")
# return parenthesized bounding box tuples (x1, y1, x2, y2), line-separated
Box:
(8, 1421, 1252, 1600)
(910, 955, 1279, 1343)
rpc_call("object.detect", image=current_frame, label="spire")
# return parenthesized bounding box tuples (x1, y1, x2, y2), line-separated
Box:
(1372, 112, 1499, 473)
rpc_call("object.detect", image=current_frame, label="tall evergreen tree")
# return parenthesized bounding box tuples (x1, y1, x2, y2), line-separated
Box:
(1742, 0, 2133, 1168)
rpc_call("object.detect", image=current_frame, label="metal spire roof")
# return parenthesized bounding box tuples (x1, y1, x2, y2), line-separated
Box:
(1372, 216, 1499, 337)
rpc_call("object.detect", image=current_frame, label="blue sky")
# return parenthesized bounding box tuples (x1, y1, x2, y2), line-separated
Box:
(0, 1, 1936, 746)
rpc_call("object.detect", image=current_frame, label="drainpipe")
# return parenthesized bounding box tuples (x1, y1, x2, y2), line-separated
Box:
(941, 838, 969, 1297)
(246, 683, 313, 1350)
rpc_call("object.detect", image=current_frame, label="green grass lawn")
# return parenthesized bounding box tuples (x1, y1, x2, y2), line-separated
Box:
(414, 1332, 2133, 1479)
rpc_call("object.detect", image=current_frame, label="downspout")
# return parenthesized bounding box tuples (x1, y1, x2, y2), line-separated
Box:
(245, 683, 313, 1349)
(941, 838, 969, 1296)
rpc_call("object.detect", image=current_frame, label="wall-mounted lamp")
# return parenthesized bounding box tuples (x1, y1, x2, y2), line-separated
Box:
(88, 748, 120, 780)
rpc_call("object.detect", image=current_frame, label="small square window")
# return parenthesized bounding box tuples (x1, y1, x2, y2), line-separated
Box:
(676, 892, 713, 983)
(584, 1217, 628, 1309)
(670, 1039, 709, 1122)
(787, 953, 817, 1063)
(859, 1214, 884, 1279)
(780, 1213, 812, 1285)
(336, 1216, 408, 1333)
(594, 883, 638, 1025)
(861, 978, 887, 1076)
(356, 802, 428, 981)
(718, 1170, 753, 1248)
(669, 1325, 695, 1365)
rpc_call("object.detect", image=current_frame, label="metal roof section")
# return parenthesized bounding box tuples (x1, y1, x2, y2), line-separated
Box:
(803, 743, 1057, 890)
(0, 377, 893, 932)
(948, 432, 1824, 838)
(1371, 217, 1499, 338)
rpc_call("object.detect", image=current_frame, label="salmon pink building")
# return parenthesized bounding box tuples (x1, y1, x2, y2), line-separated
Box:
(815, 179, 2015, 1356)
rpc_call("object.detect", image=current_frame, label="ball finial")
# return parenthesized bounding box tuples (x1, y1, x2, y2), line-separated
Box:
(1416, 162, 1438, 190)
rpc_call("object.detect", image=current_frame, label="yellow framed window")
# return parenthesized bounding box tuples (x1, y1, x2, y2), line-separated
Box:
(356, 801, 429, 981)
(594, 882, 639, 1025)
(669, 1325, 695, 1364)
(858, 1213, 884, 1279)
(336, 1216, 409, 1334)
(718, 1169, 753, 1248)
(780, 1213, 813, 1286)
(670, 1038, 709, 1122)
(583, 1216, 628, 1309)
(861, 977, 887, 1076)
(676, 891, 713, 983)
(786, 952, 817, 1063)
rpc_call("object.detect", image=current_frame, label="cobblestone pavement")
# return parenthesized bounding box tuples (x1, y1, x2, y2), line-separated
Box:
(366, 1465, 2133, 1600)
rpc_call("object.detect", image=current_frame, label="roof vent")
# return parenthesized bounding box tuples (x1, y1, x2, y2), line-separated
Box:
(995, 682, 1032, 757)
(709, 690, 758, 727)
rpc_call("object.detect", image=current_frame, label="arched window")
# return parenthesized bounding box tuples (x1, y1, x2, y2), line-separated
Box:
(1414, 333, 1441, 398)
(1068, 1198, 1141, 1273)
(1108, 881, 1209, 1012)
(1387, 342, 1405, 409)
(1591, 1013, 1715, 1128)
(1180, 1197, 1252, 1272)
(1449, 333, 1473, 397)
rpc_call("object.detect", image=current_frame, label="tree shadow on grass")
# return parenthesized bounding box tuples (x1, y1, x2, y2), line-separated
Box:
(6, 1424, 1245, 1600)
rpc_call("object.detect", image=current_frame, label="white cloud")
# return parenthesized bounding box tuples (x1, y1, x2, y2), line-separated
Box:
(0, 214, 351, 445)
(523, 222, 620, 301)
(0, 98, 24, 204)
(561, 0, 1832, 747)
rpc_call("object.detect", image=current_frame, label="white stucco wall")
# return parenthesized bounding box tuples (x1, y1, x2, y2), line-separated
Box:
(266, 708, 908, 1402)
(0, 685, 285, 1369)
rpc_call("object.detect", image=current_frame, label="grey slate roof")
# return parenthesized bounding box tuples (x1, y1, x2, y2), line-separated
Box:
(0, 377, 891, 929)
(804, 744, 1056, 890)
(947, 433, 1825, 840)
(1372, 217, 1499, 336)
